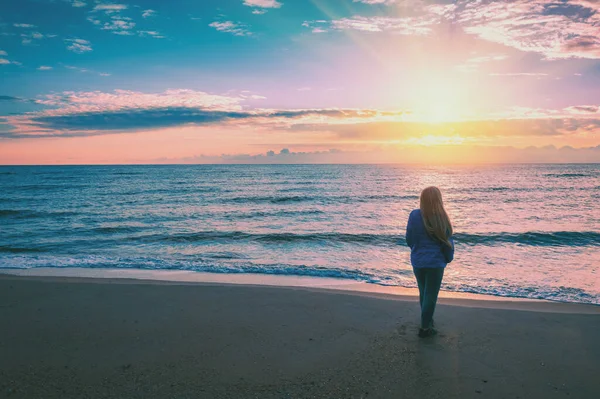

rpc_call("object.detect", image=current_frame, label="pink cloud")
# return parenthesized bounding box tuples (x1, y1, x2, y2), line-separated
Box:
(34, 89, 246, 114)
(305, 15, 437, 35)
(243, 0, 282, 8)
(458, 0, 600, 59)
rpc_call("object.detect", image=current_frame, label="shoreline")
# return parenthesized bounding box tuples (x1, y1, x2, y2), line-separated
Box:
(1, 267, 598, 314)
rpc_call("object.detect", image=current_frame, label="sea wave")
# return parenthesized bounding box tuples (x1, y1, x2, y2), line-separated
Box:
(91, 226, 146, 234)
(132, 230, 600, 247)
(544, 173, 593, 178)
(0, 246, 45, 254)
(0, 209, 79, 219)
(223, 194, 419, 204)
(0, 255, 597, 304)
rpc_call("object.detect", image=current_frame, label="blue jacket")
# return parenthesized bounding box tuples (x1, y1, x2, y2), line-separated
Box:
(406, 209, 454, 268)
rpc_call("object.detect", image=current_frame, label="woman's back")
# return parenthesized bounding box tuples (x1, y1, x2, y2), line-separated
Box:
(406, 209, 454, 268)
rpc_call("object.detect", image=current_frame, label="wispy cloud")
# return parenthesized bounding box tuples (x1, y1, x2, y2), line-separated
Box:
(0, 96, 26, 101)
(303, 12, 445, 35)
(489, 73, 549, 77)
(93, 3, 127, 13)
(5, 87, 600, 143)
(34, 89, 246, 113)
(138, 30, 165, 39)
(88, 3, 135, 35)
(243, 0, 282, 8)
(0, 50, 17, 65)
(565, 105, 599, 114)
(37, 66, 53, 70)
(457, 0, 600, 59)
(87, 3, 165, 38)
(209, 21, 252, 36)
(305, 1, 600, 59)
(353, 0, 396, 4)
(70, 1, 87, 7)
(21, 31, 51, 45)
(13, 23, 36, 28)
(2, 89, 405, 137)
(455, 54, 507, 73)
(64, 65, 90, 73)
(65, 38, 92, 53)
(142, 9, 156, 18)
(63, 64, 110, 76)
(162, 145, 600, 165)
(101, 16, 135, 34)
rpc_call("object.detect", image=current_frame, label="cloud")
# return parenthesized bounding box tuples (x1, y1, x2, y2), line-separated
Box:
(138, 30, 165, 39)
(209, 21, 252, 36)
(309, 118, 600, 142)
(159, 146, 600, 164)
(0, 96, 24, 101)
(64, 65, 90, 73)
(4, 89, 600, 145)
(489, 73, 549, 77)
(88, 2, 143, 36)
(93, 3, 127, 12)
(565, 105, 599, 114)
(0, 50, 20, 65)
(20, 31, 49, 45)
(2, 89, 404, 137)
(65, 38, 92, 53)
(455, 54, 507, 73)
(353, 0, 396, 4)
(303, 6, 451, 35)
(305, 1, 600, 59)
(142, 9, 156, 18)
(252, 10, 267, 15)
(70, 1, 87, 7)
(37, 66, 53, 70)
(12, 107, 399, 136)
(457, 0, 600, 59)
(101, 16, 135, 33)
(14, 23, 36, 28)
(177, 148, 348, 164)
(63, 65, 110, 76)
(32, 89, 246, 113)
(243, 0, 282, 8)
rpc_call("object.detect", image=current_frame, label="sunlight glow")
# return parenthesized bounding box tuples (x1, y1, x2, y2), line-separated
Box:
(410, 76, 470, 123)
(404, 134, 466, 146)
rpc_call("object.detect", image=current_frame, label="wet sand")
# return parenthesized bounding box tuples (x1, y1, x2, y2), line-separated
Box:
(1, 274, 599, 398)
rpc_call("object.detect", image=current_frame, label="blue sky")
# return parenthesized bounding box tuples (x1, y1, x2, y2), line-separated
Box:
(1, 0, 600, 164)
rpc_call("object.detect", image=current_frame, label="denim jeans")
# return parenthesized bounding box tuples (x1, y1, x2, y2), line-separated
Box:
(413, 267, 445, 329)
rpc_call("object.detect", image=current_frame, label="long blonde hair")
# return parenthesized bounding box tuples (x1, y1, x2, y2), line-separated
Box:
(420, 186, 453, 247)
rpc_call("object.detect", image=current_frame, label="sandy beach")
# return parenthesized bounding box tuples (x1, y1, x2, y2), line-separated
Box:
(1, 274, 599, 399)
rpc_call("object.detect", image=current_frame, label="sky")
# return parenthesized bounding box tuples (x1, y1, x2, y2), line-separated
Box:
(1, 0, 600, 164)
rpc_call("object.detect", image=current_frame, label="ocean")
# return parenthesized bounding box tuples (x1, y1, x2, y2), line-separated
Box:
(0, 164, 598, 304)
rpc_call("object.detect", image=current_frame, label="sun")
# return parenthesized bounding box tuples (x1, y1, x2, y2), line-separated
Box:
(397, 71, 472, 124)
(410, 77, 469, 123)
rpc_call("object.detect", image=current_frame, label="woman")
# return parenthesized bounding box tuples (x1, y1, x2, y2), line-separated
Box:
(406, 186, 454, 338)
